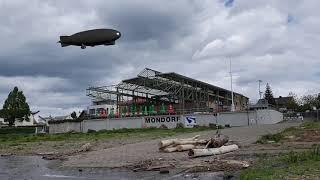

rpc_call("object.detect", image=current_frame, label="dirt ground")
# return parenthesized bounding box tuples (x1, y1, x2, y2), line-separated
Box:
(63, 122, 301, 170)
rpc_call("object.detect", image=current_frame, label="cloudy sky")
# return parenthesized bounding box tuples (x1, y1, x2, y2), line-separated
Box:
(0, 0, 319, 116)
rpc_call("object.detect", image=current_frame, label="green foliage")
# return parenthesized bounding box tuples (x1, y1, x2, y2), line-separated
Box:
(256, 122, 320, 144)
(0, 126, 217, 145)
(285, 146, 320, 163)
(264, 83, 275, 105)
(301, 122, 320, 130)
(0, 127, 35, 134)
(241, 146, 320, 179)
(256, 133, 284, 144)
(0, 87, 30, 126)
(285, 92, 299, 111)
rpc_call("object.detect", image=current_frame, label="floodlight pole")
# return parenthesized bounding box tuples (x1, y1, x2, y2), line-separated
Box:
(258, 80, 263, 99)
(230, 59, 235, 112)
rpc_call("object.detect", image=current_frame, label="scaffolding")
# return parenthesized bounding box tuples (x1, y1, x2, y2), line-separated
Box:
(86, 68, 249, 115)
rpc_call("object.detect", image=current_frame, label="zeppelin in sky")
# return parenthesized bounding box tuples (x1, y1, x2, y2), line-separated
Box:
(58, 29, 121, 49)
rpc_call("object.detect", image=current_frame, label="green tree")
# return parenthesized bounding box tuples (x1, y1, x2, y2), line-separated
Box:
(0, 87, 30, 126)
(264, 83, 275, 105)
(286, 92, 299, 111)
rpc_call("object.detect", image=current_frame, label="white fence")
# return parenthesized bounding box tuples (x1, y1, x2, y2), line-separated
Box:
(49, 109, 284, 134)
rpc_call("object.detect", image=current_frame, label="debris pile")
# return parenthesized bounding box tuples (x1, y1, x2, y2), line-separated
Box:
(159, 134, 239, 158)
(129, 159, 176, 172)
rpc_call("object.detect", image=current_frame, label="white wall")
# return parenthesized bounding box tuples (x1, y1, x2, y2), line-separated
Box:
(256, 109, 283, 124)
(49, 110, 283, 133)
(188, 114, 218, 126)
(108, 117, 142, 130)
(82, 119, 108, 132)
(49, 122, 81, 134)
(218, 111, 257, 127)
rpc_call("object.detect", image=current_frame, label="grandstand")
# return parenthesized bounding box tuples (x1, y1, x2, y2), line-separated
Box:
(86, 68, 249, 117)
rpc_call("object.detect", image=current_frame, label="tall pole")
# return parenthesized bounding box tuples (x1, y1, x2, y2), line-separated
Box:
(258, 80, 263, 99)
(230, 59, 235, 112)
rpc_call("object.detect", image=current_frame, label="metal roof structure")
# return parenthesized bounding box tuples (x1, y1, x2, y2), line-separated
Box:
(86, 68, 249, 113)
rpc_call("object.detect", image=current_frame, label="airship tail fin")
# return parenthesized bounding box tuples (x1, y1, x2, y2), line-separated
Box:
(60, 43, 70, 47)
(59, 36, 71, 47)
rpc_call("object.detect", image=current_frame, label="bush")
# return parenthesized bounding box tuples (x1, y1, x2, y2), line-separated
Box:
(256, 133, 284, 144)
(285, 145, 320, 163)
(87, 129, 96, 133)
(159, 124, 168, 129)
(0, 127, 35, 134)
(176, 123, 184, 129)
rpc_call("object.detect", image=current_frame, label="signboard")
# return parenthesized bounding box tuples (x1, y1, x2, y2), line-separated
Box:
(144, 116, 180, 124)
(185, 116, 197, 128)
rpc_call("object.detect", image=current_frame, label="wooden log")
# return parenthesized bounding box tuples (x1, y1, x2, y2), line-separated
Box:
(188, 144, 239, 158)
(173, 139, 208, 145)
(146, 165, 172, 171)
(163, 147, 178, 152)
(205, 135, 229, 148)
(176, 144, 195, 151)
(159, 139, 177, 148)
(159, 135, 200, 148)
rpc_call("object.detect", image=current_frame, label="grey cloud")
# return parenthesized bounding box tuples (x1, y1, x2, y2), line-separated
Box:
(0, 0, 320, 116)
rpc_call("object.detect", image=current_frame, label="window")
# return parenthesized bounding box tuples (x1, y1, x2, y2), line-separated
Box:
(89, 109, 95, 115)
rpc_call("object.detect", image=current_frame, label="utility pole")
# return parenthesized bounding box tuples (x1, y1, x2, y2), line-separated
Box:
(258, 80, 263, 99)
(230, 59, 235, 112)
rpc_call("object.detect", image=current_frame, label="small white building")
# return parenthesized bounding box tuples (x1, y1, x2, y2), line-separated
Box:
(0, 118, 8, 127)
(14, 111, 40, 127)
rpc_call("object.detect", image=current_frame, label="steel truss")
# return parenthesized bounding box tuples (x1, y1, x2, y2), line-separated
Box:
(86, 68, 249, 113)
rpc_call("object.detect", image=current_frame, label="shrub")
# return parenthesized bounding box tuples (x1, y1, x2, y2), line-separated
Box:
(256, 133, 284, 144)
(87, 129, 96, 133)
(176, 123, 184, 129)
(159, 124, 168, 129)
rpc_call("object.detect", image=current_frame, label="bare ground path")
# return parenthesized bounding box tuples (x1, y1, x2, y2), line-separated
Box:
(64, 122, 301, 168)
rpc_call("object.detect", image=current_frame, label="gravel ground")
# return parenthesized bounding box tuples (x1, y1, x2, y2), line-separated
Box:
(64, 122, 301, 168)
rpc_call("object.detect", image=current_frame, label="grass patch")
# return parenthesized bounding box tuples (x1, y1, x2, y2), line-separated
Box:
(241, 145, 320, 179)
(300, 122, 320, 130)
(256, 133, 284, 144)
(0, 126, 216, 146)
(256, 122, 320, 144)
(0, 127, 35, 134)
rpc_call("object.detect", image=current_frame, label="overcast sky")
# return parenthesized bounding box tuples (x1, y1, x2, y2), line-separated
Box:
(0, 0, 319, 117)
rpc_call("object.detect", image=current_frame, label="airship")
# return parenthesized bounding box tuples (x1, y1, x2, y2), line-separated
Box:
(58, 29, 121, 49)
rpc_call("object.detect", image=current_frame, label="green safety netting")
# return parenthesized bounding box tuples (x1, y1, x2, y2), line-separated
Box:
(109, 108, 115, 118)
(160, 103, 166, 114)
(131, 105, 137, 116)
(148, 104, 157, 115)
(143, 106, 148, 116)
(122, 106, 127, 116)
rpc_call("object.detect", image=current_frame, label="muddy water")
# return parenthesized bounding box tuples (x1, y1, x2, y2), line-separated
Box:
(0, 156, 228, 180)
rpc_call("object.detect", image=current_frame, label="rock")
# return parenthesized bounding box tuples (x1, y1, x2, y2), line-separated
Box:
(42, 156, 55, 160)
(286, 136, 295, 139)
(36, 152, 55, 156)
(79, 143, 92, 152)
(159, 168, 169, 174)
